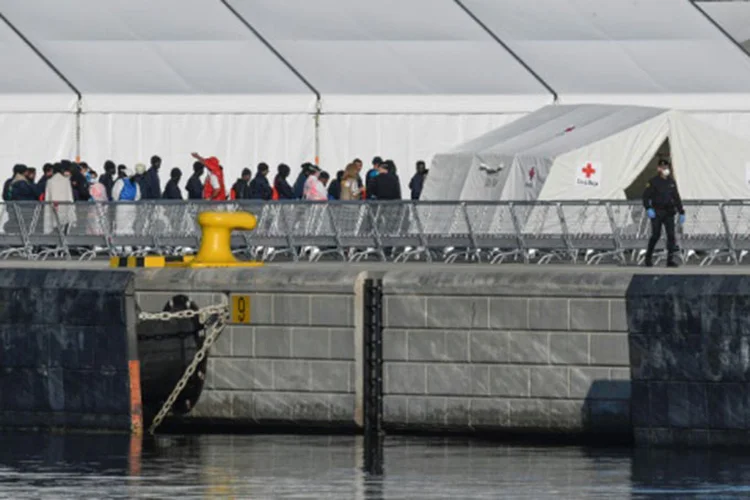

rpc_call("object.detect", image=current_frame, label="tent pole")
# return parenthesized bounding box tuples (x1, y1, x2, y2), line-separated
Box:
(315, 99, 321, 165)
(1, 12, 83, 160)
(75, 99, 82, 161)
(690, 0, 750, 60)
(453, 0, 558, 103)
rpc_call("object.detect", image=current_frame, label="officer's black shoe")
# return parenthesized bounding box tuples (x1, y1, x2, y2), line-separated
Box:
(666, 261, 679, 268)
(644, 257, 653, 267)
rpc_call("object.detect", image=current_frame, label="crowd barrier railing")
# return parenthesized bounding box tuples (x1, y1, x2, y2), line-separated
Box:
(0, 200, 745, 265)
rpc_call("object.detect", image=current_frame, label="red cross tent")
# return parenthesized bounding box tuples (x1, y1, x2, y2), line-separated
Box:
(423, 104, 750, 201)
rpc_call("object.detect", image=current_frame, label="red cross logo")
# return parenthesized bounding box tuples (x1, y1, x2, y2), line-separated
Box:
(529, 167, 535, 181)
(582, 163, 596, 178)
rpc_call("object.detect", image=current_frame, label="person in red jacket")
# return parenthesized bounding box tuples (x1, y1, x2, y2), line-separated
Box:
(191, 152, 227, 201)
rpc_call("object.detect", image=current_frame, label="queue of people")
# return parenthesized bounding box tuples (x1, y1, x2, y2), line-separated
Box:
(3, 154, 429, 205)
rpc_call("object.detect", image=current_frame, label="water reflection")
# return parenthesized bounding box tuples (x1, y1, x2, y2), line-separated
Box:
(1, 433, 750, 499)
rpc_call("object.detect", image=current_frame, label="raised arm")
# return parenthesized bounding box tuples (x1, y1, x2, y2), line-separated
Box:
(191, 152, 207, 165)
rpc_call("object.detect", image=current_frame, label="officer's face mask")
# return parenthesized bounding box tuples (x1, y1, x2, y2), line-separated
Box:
(662, 168, 671, 177)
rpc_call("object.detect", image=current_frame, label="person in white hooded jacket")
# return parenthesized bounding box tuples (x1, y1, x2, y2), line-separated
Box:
(112, 167, 142, 202)
(44, 163, 76, 234)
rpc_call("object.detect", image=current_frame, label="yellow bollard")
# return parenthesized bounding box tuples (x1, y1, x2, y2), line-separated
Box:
(189, 211, 263, 268)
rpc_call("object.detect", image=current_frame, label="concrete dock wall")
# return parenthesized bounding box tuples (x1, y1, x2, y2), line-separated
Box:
(135, 265, 636, 435)
(5, 262, 750, 444)
(136, 268, 361, 426)
(0, 269, 137, 431)
(382, 269, 632, 433)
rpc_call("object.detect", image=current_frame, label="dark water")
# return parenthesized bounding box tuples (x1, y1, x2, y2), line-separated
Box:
(1, 434, 750, 499)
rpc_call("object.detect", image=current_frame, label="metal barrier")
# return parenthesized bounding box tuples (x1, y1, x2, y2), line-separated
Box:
(0, 200, 746, 265)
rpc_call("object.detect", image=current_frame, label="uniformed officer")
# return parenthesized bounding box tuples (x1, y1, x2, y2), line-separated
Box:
(642, 159, 685, 267)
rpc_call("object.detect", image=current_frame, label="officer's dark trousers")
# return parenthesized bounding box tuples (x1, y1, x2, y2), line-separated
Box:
(646, 210, 677, 263)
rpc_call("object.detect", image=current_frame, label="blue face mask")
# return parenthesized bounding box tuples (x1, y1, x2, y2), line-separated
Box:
(85, 172, 93, 183)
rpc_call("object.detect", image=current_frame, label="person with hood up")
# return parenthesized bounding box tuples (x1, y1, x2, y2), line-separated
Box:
(231, 168, 251, 200)
(141, 155, 162, 199)
(191, 152, 227, 201)
(186, 161, 204, 200)
(274, 163, 294, 200)
(134, 163, 148, 196)
(112, 167, 142, 202)
(293, 162, 313, 199)
(163, 168, 183, 200)
(409, 160, 428, 200)
(303, 165, 328, 201)
(44, 163, 76, 234)
(249, 163, 273, 200)
(8, 165, 37, 201)
(100, 160, 116, 200)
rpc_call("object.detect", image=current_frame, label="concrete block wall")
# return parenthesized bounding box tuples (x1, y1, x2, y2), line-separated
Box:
(135, 265, 636, 435)
(382, 269, 634, 434)
(135, 267, 362, 425)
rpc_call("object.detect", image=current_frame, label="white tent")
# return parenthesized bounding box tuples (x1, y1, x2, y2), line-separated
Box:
(698, 1, 750, 51)
(424, 104, 750, 202)
(462, 0, 750, 110)
(689, 2, 750, 143)
(3, 0, 750, 195)
(228, 0, 553, 192)
(0, 0, 317, 186)
(0, 15, 77, 169)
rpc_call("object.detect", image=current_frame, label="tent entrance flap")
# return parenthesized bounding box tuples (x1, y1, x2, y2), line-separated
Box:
(624, 138, 671, 200)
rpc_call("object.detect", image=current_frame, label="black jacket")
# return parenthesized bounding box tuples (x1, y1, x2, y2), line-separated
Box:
(99, 172, 115, 200)
(2, 178, 12, 201)
(292, 172, 307, 199)
(327, 179, 341, 200)
(248, 174, 272, 201)
(162, 179, 182, 200)
(186, 174, 203, 200)
(231, 178, 249, 200)
(643, 175, 684, 215)
(370, 173, 401, 200)
(275, 176, 294, 200)
(409, 172, 427, 200)
(71, 171, 90, 201)
(36, 176, 49, 200)
(142, 167, 161, 199)
(9, 178, 37, 201)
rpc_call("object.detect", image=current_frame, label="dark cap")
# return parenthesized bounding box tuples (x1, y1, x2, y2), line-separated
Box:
(241, 168, 252, 176)
(658, 159, 671, 167)
(372, 156, 383, 166)
(12, 164, 27, 175)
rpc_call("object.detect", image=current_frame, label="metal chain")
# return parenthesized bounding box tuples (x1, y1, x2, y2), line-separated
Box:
(143, 303, 230, 435)
(138, 304, 228, 324)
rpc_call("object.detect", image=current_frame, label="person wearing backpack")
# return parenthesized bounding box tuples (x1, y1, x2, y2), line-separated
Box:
(112, 167, 141, 202)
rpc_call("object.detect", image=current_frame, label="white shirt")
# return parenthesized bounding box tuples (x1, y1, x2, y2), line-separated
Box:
(208, 172, 220, 190)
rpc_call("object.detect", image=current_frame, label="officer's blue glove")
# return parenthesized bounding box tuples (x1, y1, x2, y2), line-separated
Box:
(647, 208, 656, 219)
(679, 214, 686, 225)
